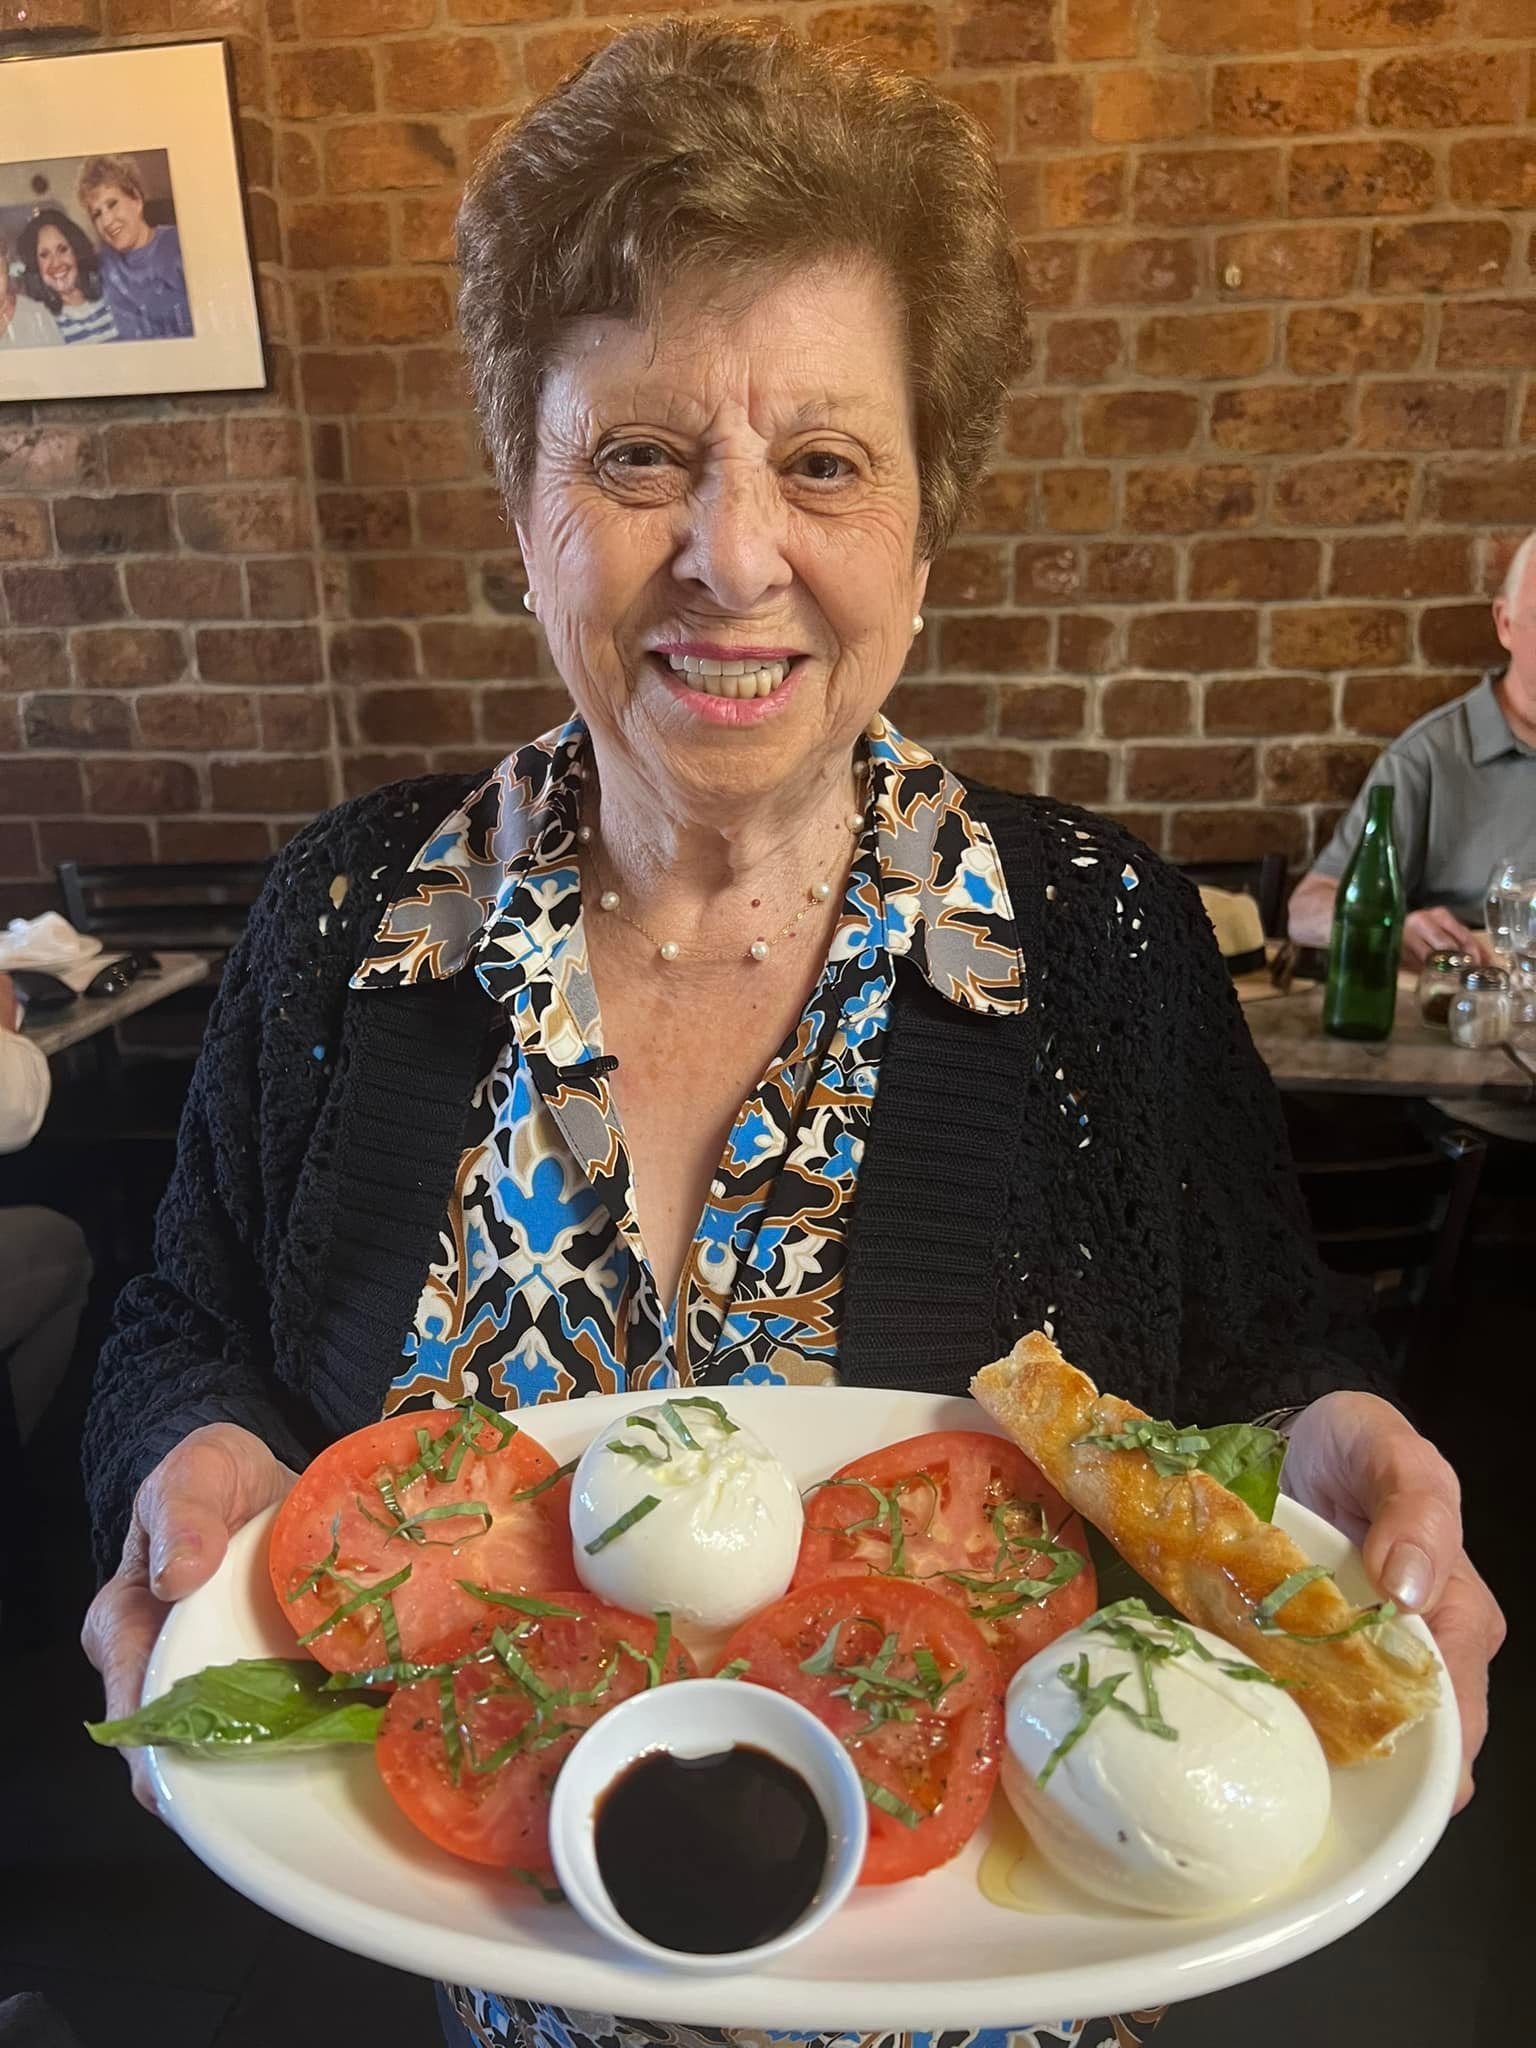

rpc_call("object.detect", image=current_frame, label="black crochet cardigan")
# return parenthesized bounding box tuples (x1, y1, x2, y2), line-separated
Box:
(82, 773, 1387, 1573)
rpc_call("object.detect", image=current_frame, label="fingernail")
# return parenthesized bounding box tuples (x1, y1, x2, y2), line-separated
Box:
(1384, 1541, 1432, 1610)
(150, 1532, 201, 1585)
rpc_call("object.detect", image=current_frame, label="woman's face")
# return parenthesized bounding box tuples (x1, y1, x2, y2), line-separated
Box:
(515, 258, 929, 825)
(36, 224, 80, 302)
(86, 182, 151, 253)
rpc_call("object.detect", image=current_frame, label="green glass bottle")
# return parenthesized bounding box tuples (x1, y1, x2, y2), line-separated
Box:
(1323, 783, 1405, 1041)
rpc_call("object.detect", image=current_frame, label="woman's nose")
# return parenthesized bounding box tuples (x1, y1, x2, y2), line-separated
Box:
(670, 467, 792, 614)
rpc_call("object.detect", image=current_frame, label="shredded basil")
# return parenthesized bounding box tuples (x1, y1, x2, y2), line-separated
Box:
(1038, 1657, 1130, 1786)
(505, 1456, 579, 1503)
(666, 1395, 739, 1435)
(860, 1775, 926, 1829)
(1253, 1567, 1397, 1643)
(286, 1516, 341, 1603)
(583, 1495, 660, 1554)
(617, 1611, 674, 1690)
(1076, 1417, 1213, 1477)
(714, 1657, 751, 1681)
(660, 1398, 700, 1451)
(294, 1563, 412, 1648)
(456, 1584, 581, 1620)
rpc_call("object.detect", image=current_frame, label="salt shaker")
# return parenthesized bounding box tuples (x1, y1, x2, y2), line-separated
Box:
(1447, 966, 1512, 1049)
(1417, 948, 1475, 1028)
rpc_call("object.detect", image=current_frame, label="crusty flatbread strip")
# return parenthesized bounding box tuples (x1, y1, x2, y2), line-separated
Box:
(971, 1333, 1440, 1766)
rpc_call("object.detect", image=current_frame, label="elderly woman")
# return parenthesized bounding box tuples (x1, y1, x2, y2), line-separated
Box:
(17, 207, 120, 346)
(78, 153, 192, 341)
(84, 19, 1502, 2048)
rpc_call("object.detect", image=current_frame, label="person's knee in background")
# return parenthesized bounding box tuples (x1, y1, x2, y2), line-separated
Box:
(0, 1205, 93, 1442)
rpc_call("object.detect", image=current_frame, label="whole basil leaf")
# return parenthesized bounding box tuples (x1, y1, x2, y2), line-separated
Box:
(1192, 1421, 1286, 1523)
(86, 1658, 385, 1758)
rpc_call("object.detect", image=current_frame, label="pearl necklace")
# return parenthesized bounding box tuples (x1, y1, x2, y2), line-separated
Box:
(579, 772, 868, 966)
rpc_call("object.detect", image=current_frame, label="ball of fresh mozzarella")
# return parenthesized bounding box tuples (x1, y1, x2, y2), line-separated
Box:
(570, 1399, 803, 1630)
(1002, 1616, 1331, 1916)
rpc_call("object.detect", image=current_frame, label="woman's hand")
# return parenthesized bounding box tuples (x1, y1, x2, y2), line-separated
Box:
(82, 1423, 298, 1814)
(1282, 1392, 1505, 1811)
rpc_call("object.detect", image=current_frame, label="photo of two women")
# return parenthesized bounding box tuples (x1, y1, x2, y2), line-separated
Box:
(0, 146, 193, 352)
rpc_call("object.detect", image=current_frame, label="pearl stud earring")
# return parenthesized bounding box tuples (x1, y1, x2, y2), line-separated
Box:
(912, 614, 924, 633)
(522, 590, 537, 614)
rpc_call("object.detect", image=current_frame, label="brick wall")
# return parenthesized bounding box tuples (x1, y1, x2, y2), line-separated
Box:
(2, 0, 1533, 912)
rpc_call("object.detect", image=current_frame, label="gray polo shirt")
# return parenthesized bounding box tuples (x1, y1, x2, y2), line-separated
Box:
(1314, 668, 1536, 926)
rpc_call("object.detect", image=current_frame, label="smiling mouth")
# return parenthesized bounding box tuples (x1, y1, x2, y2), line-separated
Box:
(652, 651, 801, 701)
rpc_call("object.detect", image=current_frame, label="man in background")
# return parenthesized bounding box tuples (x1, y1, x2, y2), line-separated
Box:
(1289, 532, 1536, 968)
(0, 973, 92, 1442)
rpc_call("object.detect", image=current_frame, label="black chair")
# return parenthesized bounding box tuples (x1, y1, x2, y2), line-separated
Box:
(1175, 853, 1289, 940)
(56, 857, 270, 957)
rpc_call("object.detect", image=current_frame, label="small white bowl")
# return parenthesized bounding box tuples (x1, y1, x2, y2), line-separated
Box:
(549, 1679, 868, 1974)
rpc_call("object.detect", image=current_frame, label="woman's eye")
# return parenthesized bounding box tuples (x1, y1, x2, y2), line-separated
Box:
(603, 442, 672, 472)
(792, 450, 856, 484)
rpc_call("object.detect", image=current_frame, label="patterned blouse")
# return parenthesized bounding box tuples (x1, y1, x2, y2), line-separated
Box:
(353, 717, 1161, 2048)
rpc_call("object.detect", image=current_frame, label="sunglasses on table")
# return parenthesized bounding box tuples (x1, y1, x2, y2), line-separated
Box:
(84, 950, 161, 999)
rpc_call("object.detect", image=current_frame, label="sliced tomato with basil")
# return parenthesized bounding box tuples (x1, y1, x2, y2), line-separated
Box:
(376, 1593, 696, 1875)
(792, 1430, 1097, 1681)
(717, 1577, 1000, 1885)
(268, 1403, 576, 1676)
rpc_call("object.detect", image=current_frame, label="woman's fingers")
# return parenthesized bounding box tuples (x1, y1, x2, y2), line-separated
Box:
(81, 1575, 170, 1813)
(1357, 1434, 1462, 1617)
(136, 1424, 297, 1601)
(1419, 1554, 1506, 1813)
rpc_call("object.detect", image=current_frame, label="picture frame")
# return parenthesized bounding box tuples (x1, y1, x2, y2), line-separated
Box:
(0, 37, 267, 402)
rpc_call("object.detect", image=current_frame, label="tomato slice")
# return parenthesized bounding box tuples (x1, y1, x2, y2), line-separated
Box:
(269, 1405, 576, 1675)
(376, 1594, 696, 1875)
(792, 1430, 1097, 1681)
(717, 1577, 1001, 1885)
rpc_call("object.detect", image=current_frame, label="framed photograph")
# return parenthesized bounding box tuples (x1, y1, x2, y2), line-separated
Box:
(0, 38, 266, 402)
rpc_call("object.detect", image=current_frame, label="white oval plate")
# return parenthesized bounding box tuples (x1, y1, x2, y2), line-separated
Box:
(144, 1387, 1459, 2029)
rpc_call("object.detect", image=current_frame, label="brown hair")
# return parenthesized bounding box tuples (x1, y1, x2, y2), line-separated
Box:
(457, 15, 1027, 560)
(78, 153, 146, 208)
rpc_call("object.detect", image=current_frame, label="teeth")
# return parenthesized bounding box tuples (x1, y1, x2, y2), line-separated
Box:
(663, 652, 794, 699)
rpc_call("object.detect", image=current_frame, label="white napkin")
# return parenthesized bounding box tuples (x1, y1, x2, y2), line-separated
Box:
(0, 912, 106, 992)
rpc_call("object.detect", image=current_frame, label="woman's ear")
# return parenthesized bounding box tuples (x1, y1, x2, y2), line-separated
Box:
(912, 558, 931, 618)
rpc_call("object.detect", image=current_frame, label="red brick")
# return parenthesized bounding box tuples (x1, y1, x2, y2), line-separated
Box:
(1190, 537, 1321, 600)
(966, 473, 1036, 535)
(288, 200, 393, 271)
(1134, 148, 1280, 226)
(399, 195, 459, 264)
(1210, 385, 1350, 454)
(807, 6, 942, 75)
(1015, 75, 1086, 146)
(1058, 615, 1117, 672)
(273, 44, 375, 119)
(1356, 380, 1506, 451)
(1085, 236, 1199, 305)
(4, 563, 123, 626)
(927, 544, 1009, 607)
(947, 80, 1011, 151)
(1091, 70, 1204, 145)
(946, 746, 1038, 797)
(1206, 674, 1332, 734)
(1135, 309, 1272, 379)
(1448, 137, 1536, 210)
(1273, 458, 1413, 526)
(999, 683, 1087, 738)
(126, 559, 243, 619)
(83, 757, 200, 814)
(260, 693, 334, 753)
(416, 487, 510, 553)
(381, 34, 509, 114)
(35, 819, 154, 868)
(71, 626, 186, 687)
(418, 621, 541, 680)
(1124, 465, 1260, 533)
(0, 427, 100, 489)
(105, 420, 225, 487)
(1127, 743, 1257, 800)
(53, 493, 170, 556)
(1043, 153, 1126, 229)
(340, 749, 428, 800)
(884, 682, 995, 741)
(350, 556, 468, 617)
(1157, 0, 1302, 50)
(1371, 221, 1509, 297)
(1129, 610, 1260, 672)
(1, 633, 68, 694)
(1269, 606, 1407, 669)
(211, 756, 332, 812)
(1311, 0, 1456, 43)
(481, 562, 532, 615)
(1217, 227, 1358, 297)
(356, 686, 476, 746)
(248, 558, 318, 620)
(317, 490, 412, 551)
(279, 130, 321, 199)
(1170, 807, 1307, 861)
(22, 694, 131, 751)
(1330, 537, 1472, 599)
(326, 121, 460, 194)
(1102, 676, 1193, 737)
(227, 418, 305, 480)
(1, 759, 85, 815)
(481, 685, 578, 744)
(1341, 671, 1470, 736)
(331, 273, 453, 345)
(330, 624, 419, 683)
(1003, 396, 1070, 459)
(1043, 321, 1122, 392)
(1041, 469, 1115, 532)
(1287, 140, 1434, 217)
(0, 500, 51, 561)
(305, 0, 433, 26)
(953, 0, 1052, 66)
(1418, 605, 1503, 668)
(1212, 60, 1358, 135)
(177, 484, 308, 554)
(1066, 0, 1135, 59)
(241, 114, 275, 188)
(1286, 304, 1423, 375)
(1021, 244, 1080, 310)
(523, 27, 616, 96)
(1438, 300, 1536, 370)
(159, 818, 273, 862)
(1427, 457, 1536, 524)
(0, 819, 37, 873)
(134, 690, 259, 749)
(1048, 749, 1112, 803)
(196, 625, 324, 686)
(1369, 52, 1519, 128)
(1084, 542, 1178, 601)
(1264, 742, 1378, 802)
(942, 615, 1053, 674)
(1081, 391, 1199, 456)
(1008, 543, 1078, 605)
(351, 418, 477, 484)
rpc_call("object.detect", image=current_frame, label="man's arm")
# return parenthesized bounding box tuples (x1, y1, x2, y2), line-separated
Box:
(0, 971, 51, 1154)
(1288, 869, 1492, 969)
(1287, 871, 1338, 949)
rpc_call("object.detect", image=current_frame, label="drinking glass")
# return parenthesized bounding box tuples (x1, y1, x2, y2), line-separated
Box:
(1485, 856, 1536, 967)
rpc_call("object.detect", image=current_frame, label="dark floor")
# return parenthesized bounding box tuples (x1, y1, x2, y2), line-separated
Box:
(1, 1221, 1526, 2046)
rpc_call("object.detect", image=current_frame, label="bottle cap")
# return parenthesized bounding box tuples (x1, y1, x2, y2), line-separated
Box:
(1459, 966, 1510, 992)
